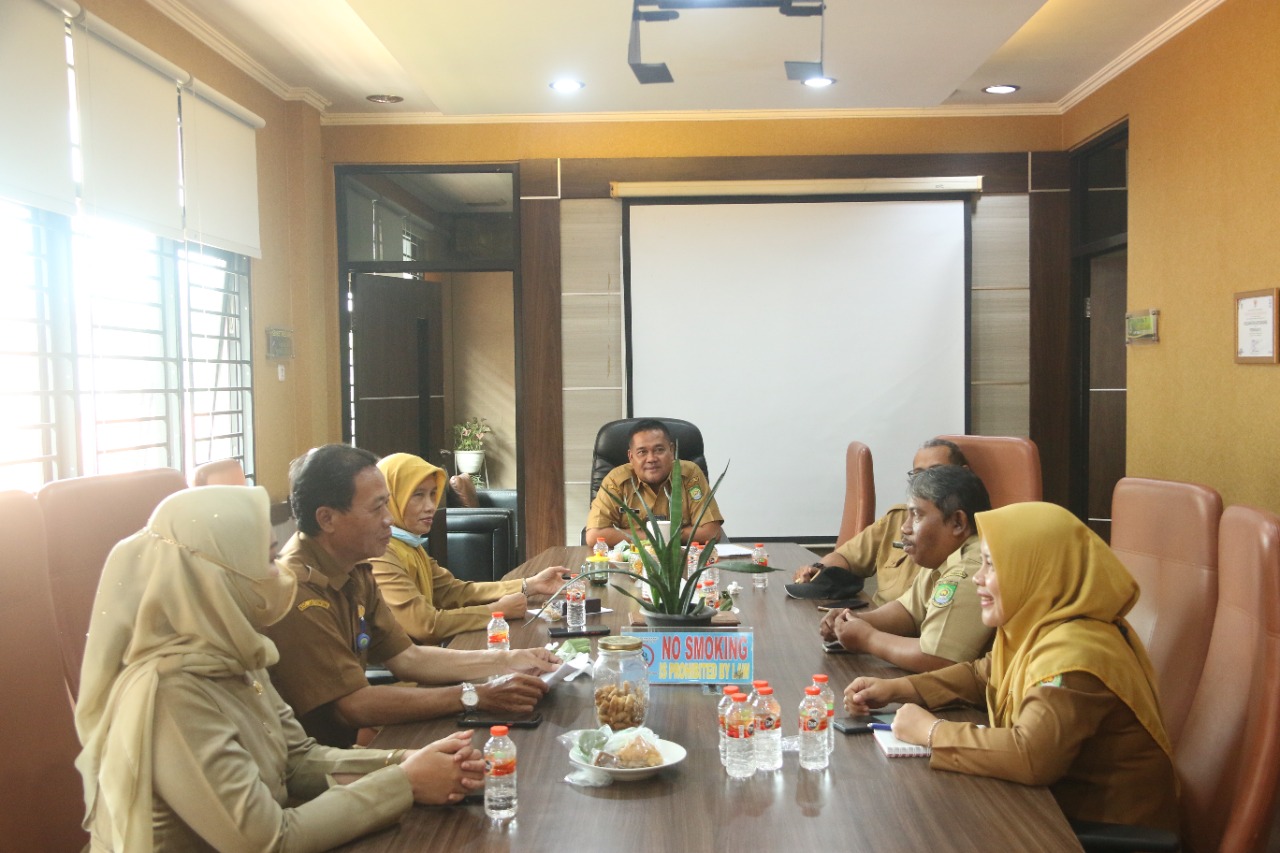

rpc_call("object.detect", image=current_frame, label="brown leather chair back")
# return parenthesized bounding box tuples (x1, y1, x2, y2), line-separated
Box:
(1176, 505, 1280, 853)
(0, 491, 89, 852)
(935, 434, 1041, 508)
(1111, 477, 1221, 747)
(836, 441, 875, 546)
(38, 468, 186, 696)
(189, 457, 248, 487)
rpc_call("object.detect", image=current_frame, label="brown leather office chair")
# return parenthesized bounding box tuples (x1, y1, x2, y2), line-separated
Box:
(1174, 505, 1280, 853)
(935, 434, 1041, 508)
(1111, 477, 1222, 747)
(38, 467, 187, 697)
(835, 441, 875, 546)
(189, 457, 248, 487)
(0, 491, 89, 852)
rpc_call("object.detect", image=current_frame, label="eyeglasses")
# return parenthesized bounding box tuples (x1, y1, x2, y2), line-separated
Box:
(906, 468, 924, 480)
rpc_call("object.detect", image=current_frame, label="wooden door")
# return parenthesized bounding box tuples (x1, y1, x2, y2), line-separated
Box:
(1085, 250, 1127, 541)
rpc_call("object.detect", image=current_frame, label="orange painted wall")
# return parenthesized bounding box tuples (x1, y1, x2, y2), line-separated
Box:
(1064, 0, 1280, 513)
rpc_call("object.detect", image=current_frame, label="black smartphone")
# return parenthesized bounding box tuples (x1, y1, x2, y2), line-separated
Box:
(457, 711, 543, 729)
(549, 624, 610, 638)
(832, 713, 895, 734)
(822, 639, 848, 654)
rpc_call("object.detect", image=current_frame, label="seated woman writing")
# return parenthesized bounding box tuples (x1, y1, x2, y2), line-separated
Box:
(371, 453, 563, 645)
(75, 485, 485, 852)
(844, 501, 1178, 833)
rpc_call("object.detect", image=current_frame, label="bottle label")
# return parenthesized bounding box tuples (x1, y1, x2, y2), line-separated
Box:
(758, 713, 780, 731)
(486, 756, 516, 777)
(727, 721, 755, 738)
(488, 630, 509, 646)
(800, 713, 828, 732)
(565, 586, 586, 602)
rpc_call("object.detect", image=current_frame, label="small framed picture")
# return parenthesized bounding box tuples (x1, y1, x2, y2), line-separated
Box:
(1235, 289, 1279, 364)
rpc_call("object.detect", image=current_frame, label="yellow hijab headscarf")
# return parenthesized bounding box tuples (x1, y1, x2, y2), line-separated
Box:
(976, 502, 1172, 759)
(74, 486, 296, 853)
(378, 452, 447, 531)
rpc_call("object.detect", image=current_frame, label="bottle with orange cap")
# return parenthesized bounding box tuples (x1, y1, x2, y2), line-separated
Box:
(484, 725, 517, 819)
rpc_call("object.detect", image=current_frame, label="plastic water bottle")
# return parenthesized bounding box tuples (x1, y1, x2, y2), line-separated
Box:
(752, 543, 770, 589)
(486, 611, 509, 651)
(484, 725, 517, 819)
(752, 686, 783, 771)
(725, 693, 755, 779)
(718, 685, 741, 766)
(799, 687, 829, 770)
(686, 541, 702, 577)
(745, 679, 768, 711)
(812, 674, 836, 754)
(565, 574, 587, 632)
(593, 537, 609, 561)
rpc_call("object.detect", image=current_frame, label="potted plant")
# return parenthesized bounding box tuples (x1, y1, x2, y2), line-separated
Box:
(451, 416, 492, 476)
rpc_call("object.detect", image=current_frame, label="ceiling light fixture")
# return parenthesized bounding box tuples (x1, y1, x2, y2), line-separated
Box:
(803, 76, 835, 88)
(366, 94, 404, 104)
(983, 84, 1020, 95)
(550, 79, 585, 93)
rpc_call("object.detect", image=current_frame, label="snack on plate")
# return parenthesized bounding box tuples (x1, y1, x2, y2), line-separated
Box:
(595, 734, 663, 769)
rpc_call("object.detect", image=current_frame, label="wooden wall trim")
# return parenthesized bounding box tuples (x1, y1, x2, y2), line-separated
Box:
(517, 197, 566, 555)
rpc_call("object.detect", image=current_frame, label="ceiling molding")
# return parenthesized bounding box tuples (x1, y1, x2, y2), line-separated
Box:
(1056, 0, 1226, 112)
(143, 0, 329, 111)
(321, 102, 1063, 127)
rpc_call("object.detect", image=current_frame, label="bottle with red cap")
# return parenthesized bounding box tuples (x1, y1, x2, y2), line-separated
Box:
(725, 693, 756, 779)
(812, 674, 836, 754)
(484, 725, 517, 819)
(752, 686, 783, 771)
(486, 611, 509, 651)
(717, 684, 741, 766)
(799, 687, 829, 770)
(751, 543, 770, 589)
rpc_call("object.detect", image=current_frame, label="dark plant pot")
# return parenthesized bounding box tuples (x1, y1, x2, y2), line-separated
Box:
(643, 606, 715, 628)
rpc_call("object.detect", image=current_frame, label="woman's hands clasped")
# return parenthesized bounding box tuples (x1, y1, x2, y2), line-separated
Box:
(401, 731, 485, 805)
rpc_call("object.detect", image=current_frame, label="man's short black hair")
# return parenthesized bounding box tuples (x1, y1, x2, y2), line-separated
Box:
(907, 465, 990, 534)
(289, 444, 380, 536)
(919, 438, 970, 468)
(629, 419, 674, 447)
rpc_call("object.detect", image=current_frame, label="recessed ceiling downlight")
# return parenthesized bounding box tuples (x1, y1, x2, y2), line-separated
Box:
(366, 94, 404, 104)
(983, 84, 1020, 95)
(550, 79, 585, 93)
(803, 76, 835, 88)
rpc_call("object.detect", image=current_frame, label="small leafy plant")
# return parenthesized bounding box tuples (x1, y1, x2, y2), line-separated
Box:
(452, 416, 493, 451)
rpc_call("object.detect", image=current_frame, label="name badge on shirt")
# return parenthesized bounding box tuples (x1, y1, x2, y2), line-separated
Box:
(297, 598, 330, 612)
(931, 581, 958, 607)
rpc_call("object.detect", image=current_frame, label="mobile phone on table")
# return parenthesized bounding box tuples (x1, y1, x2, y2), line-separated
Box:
(832, 713, 894, 735)
(822, 639, 848, 654)
(549, 625, 610, 638)
(457, 711, 543, 729)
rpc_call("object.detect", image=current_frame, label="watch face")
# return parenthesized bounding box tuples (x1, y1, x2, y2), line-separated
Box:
(461, 683, 479, 708)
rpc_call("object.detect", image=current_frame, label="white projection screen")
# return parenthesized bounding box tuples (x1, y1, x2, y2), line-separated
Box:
(626, 198, 968, 540)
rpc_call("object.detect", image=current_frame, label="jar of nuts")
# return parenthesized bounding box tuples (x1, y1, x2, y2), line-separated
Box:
(593, 635, 649, 731)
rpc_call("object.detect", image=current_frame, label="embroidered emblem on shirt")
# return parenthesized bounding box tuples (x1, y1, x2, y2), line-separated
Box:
(689, 486, 703, 501)
(931, 581, 958, 607)
(1038, 674, 1064, 688)
(297, 598, 331, 612)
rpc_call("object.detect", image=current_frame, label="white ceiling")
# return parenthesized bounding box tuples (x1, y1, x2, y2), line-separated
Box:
(145, 0, 1221, 121)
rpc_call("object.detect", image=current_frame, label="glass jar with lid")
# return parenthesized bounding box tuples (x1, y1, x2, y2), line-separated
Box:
(593, 635, 649, 731)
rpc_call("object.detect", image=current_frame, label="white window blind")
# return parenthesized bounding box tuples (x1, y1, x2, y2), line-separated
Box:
(0, 0, 75, 216)
(181, 82, 263, 258)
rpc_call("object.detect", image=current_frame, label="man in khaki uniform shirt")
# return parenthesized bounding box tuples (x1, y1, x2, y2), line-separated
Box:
(819, 464, 992, 672)
(264, 444, 559, 746)
(793, 439, 971, 606)
(585, 419, 724, 546)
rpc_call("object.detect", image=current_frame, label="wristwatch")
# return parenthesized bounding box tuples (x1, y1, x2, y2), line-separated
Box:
(460, 682, 479, 710)
(521, 577, 529, 596)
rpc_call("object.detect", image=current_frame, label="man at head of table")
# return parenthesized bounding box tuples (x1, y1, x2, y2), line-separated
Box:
(584, 418, 724, 547)
(792, 439, 972, 608)
(818, 463, 993, 673)
(263, 444, 560, 747)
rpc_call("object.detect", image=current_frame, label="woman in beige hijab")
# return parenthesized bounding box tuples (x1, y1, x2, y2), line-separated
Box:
(844, 502, 1177, 832)
(75, 485, 484, 852)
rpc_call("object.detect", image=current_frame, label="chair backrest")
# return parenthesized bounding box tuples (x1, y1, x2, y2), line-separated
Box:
(0, 491, 89, 852)
(589, 418, 708, 498)
(935, 434, 1042, 507)
(38, 468, 186, 697)
(1111, 477, 1222, 747)
(442, 508, 517, 583)
(189, 457, 248, 487)
(836, 441, 875, 546)
(1175, 505, 1280, 853)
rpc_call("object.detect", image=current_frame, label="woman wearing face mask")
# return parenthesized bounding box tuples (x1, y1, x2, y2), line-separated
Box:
(371, 453, 563, 645)
(74, 485, 484, 852)
(843, 501, 1178, 833)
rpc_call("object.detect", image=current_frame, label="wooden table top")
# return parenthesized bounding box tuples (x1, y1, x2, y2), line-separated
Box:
(336, 543, 1081, 852)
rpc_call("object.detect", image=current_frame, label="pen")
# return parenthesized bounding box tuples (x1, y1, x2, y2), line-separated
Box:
(869, 723, 892, 732)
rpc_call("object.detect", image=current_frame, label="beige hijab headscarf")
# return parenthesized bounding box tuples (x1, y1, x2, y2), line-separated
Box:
(976, 502, 1172, 760)
(74, 485, 296, 853)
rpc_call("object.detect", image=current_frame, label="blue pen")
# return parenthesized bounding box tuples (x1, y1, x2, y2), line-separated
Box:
(869, 723, 893, 732)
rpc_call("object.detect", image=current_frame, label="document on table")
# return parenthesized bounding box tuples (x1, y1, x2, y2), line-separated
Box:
(713, 544, 753, 558)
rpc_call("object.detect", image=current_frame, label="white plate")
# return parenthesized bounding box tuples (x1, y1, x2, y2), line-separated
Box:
(570, 739, 687, 781)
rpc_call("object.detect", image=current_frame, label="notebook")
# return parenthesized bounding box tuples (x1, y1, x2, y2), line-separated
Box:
(872, 727, 931, 758)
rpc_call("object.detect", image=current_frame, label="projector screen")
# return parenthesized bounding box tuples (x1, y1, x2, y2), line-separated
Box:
(626, 198, 967, 540)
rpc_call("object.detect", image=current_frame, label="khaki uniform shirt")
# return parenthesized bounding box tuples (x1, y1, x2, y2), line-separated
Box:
(125, 666, 412, 852)
(264, 532, 413, 747)
(896, 535, 991, 662)
(586, 461, 724, 533)
(907, 656, 1179, 832)
(832, 505, 919, 607)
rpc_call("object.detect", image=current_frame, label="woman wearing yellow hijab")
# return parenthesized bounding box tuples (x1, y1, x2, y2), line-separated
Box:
(75, 485, 484, 852)
(371, 453, 564, 644)
(844, 502, 1178, 832)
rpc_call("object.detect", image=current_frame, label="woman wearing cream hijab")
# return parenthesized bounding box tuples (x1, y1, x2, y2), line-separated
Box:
(844, 501, 1178, 832)
(371, 453, 563, 644)
(75, 485, 484, 852)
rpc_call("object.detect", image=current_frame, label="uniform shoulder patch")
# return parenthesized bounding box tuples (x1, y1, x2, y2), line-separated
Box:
(930, 581, 958, 607)
(689, 486, 703, 501)
(1038, 674, 1064, 688)
(297, 598, 331, 612)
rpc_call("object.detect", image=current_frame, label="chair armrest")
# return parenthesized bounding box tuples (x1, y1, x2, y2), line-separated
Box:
(1068, 819, 1179, 852)
(444, 508, 516, 583)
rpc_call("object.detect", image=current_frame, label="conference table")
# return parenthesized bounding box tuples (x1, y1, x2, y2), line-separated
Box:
(337, 543, 1082, 852)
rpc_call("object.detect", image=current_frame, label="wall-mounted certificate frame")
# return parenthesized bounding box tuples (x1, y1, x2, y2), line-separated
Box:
(1235, 289, 1279, 364)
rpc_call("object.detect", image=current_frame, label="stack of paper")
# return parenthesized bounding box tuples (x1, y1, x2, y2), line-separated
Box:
(873, 727, 931, 758)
